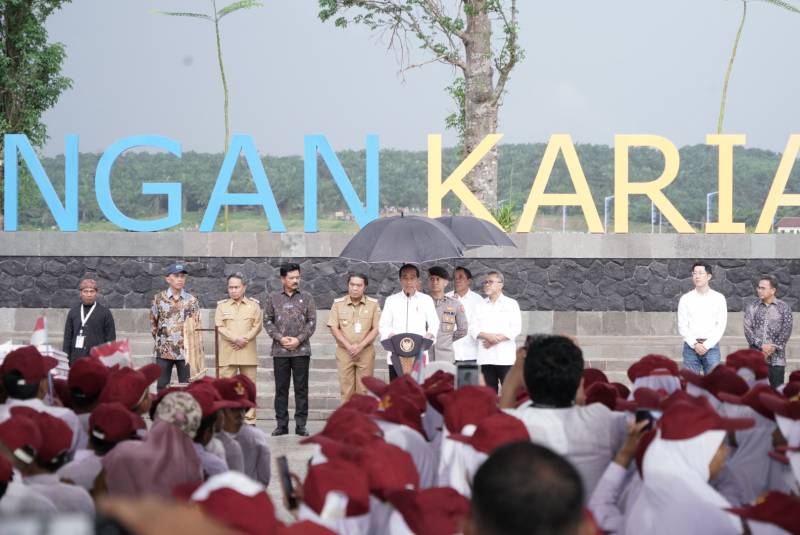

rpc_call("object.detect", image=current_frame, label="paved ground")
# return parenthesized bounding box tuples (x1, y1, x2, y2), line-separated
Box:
(254, 419, 326, 523)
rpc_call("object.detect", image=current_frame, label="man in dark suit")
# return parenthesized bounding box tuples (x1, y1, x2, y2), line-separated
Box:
(62, 278, 116, 364)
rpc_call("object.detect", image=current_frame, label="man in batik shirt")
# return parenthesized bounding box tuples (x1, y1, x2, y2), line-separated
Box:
(151, 262, 201, 390)
(743, 274, 793, 388)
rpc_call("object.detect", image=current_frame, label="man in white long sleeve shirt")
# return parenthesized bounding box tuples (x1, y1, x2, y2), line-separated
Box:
(469, 270, 522, 392)
(379, 264, 439, 380)
(446, 266, 484, 363)
(677, 262, 728, 374)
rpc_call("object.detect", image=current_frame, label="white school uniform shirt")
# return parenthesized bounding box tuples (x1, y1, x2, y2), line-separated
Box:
(25, 473, 95, 515)
(235, 424, 271, 486)
(0, 398, 86, 455)
(217, 431, 245, 473)
(0, 470, 58, 515)
(504, 402, 627, 496)
(469, 294, 521, 366)
(58, 449, 103, 491)
(379, 291, 440, 365)
(588, 461, 640, 534)
(375, 419, 437, 489)
(677, 288, 728, 349)
(446, 289, 484, 361)
(719, 402, 776, 504)
(193, 442, 228, 477)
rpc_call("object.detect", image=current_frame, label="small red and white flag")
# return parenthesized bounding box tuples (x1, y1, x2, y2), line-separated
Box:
(30, 315, 47, 346)
(90, 339, 132, 368)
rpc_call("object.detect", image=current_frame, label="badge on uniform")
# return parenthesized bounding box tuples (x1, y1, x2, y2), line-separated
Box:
(75, 335, 85, 349)
(354, 322, 362, 334)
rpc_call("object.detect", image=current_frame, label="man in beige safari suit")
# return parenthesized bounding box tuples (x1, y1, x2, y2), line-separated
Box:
(327, 272, 381, 401)
(215, 272, 263, 424)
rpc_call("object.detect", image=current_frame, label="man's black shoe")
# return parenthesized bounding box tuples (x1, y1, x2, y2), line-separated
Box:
(271, 427, 288, 437)
(295, 427, 309, 437)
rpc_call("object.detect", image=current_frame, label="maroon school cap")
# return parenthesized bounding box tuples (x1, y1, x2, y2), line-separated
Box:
(361, 439, 420, 499)
(186, 382, 240, 418)
(302, 408, 383, 446)
(90, 402, 146, 443)
(627, 354, 679, 382)
(680, 365, 749, 399)
(0, 456, 11, 482)
(11, 407, 72, 464)
(727, 491, 800, 535)
(585, 382, 624, 411)
(341, 394, 379, 414)
(384, 375, 428, 413)
(659, 397, 754, 440)
(303, 459, 370, 517)
(611, 382, 630, 399)
(0, 346, 58, 384)
(99, 364, 161, 410)
(717, 383, 778, 421)
(386, 487, 470, 535)
(213, 378, 256, 409)
(582, 368, 609, 389)
(0, 415, 42, 464)
(448, 411, 530, 454)
(422, 370, 454, 413)
(68, 356, 110, 401)
(375, 394, 426, 437)
(758, 393, 800, 420)
(439, 385, 499, 434)
(616, 387, 667, 412)
(234, 374, 256, 403)
(726, 349, 769, 380)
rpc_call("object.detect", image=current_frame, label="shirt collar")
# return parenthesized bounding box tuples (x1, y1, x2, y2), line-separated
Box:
(166, 288, 187, 300)
(347, 296, 367, 306)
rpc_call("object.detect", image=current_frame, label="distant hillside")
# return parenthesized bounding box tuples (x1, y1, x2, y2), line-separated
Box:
(13, 143, 800, 230)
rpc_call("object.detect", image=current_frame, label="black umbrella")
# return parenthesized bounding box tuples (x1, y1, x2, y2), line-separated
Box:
(435, 215, 517, 249)
(339, 215, 465, 264)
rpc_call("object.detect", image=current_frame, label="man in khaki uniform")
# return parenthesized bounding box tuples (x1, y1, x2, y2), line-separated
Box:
(427, 266, 468, 363)
(215, 273, 263, 424)
(327, 273, 381, 401)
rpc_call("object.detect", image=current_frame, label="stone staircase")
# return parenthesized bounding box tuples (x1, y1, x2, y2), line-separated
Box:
(2, 308, 799, 421)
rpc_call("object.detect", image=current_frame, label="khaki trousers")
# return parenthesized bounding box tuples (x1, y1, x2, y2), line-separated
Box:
(219, 364, 258, 424)
(336, 351, 375, 402)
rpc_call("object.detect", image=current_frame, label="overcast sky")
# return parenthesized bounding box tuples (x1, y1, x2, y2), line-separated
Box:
(40, 0, 800, 157)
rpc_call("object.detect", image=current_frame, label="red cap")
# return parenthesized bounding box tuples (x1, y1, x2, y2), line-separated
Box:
(727, 491, 800, 534)
(584, 382, 623, 411)
(790, 370, 800, 383)
(627, 354, 679, 382)
(52, 378, 73, 408)
(439, 385, 499, 434)
(725, 349, 768, 380)
(616, 387, 666, 412)
(10, 407, 72, 463)
(659, 397, 754, 440)
(386, 487, 470, 535)
(384, 376, 428, 413)
(0, 456, 12, 482)
(361, 376, 388, 397)
(449, 412, 530, 454)
(422, 370, 454, 413)
(783, 381, 800, 401)
(375, 394, 426, 437)
(759, 393, 800, 420)
(0, 346, 58, 384)
(341, 394, 379, 414)
(213, 378, 256, 409)
(680, 365, 749, 400)
(361, 439, 420, 499)
(99, 364, 161, 410)
(90, 402, 146, 442)
(717, 383, 777, 421)
(611, 382, 630, 399)
(661, 389, 702, 409)
(0, 415, 42, 464)
(303, 459, 370, 517)
(68, 357, 109, 403)
(582, 368, 609, 389)
(235, 374, 257, 403)
(186, 382, 240, 418)
(302, 414, 383, 451)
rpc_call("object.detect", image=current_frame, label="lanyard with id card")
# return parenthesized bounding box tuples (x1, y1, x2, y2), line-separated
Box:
(75, 303, 97, 349)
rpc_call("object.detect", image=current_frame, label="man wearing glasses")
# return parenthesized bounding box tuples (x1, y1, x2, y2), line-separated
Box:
(677, 261, 728, 374)
(469, 270, 522, 392)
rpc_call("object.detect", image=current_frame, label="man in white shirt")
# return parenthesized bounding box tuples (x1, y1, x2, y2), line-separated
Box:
(677, 261, 728, 375)
(469, 270, 521, 392)
(446, 267, 484, 363)
(379, 264, 439, 380)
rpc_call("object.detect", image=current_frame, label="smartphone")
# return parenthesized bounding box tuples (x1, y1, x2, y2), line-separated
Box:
(456, 362, 480, 389)
(277, 455, 297, 510)
(635, 409, 654, 432)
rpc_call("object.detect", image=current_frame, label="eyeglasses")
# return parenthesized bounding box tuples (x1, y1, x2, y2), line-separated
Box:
(483, 280, 502, 285)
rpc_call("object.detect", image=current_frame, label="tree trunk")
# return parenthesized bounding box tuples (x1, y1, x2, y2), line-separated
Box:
(462, 0, 499, 213)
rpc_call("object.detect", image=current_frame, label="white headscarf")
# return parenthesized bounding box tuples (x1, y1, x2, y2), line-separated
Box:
(719, 402, 777, 504)
(625, 429, 741, 534)
(630, 375, 682, 396)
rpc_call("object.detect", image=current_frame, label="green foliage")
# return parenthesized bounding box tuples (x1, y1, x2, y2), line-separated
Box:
(445, 77, 466, 149)
(492, 200, 516, 232)
(17, 142, 799, 230)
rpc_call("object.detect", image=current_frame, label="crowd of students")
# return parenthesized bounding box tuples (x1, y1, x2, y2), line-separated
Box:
(0, 336, 798, 534)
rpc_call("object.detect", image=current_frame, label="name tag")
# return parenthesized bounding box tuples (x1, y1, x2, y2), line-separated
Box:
(75, 335, 85, 349)
(354, 322, 362, 334)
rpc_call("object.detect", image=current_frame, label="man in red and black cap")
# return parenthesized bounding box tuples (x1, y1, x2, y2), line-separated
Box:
(0, 345, 85, 453)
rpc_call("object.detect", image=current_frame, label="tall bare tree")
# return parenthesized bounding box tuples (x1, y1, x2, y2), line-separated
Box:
(319, 0, 522, 211)
(155, 0, 263, 230)
(717, 0, 799, 133)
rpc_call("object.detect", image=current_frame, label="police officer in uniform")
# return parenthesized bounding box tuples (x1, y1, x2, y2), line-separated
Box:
(214, 272, 263, 424)
(427, 266, 468, 363)
(327, 272, 381, 401)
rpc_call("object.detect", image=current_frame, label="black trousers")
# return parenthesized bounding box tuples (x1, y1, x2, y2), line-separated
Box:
(481, 364, 511, 393)
(274, 355, 310, 430)
(768, 365, 785, 388)
(156, 357, 190, 390)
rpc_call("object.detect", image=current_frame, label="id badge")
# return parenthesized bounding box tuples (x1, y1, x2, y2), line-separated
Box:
(75, 335, 85, 349)
(354, 322, 362, 334)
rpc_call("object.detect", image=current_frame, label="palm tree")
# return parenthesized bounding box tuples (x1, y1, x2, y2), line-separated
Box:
(154, 0, 263, 230)
(717, 0, 800, 133)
